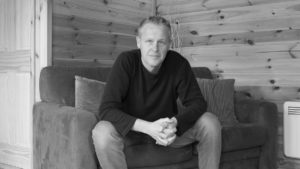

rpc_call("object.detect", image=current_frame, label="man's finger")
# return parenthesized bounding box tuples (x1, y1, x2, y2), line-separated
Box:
(159, 132, 168, 139)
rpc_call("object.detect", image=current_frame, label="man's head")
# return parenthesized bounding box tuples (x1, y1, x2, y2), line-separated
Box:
(136, 16, 172, 73)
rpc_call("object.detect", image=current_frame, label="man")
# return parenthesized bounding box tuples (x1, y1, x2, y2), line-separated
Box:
(92, 16, 221, 169)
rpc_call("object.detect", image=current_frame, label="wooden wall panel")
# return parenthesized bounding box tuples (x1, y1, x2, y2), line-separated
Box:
(158, 0, 300, 168)
(157, 0, 285, 15)
(52, 0, 153, 67)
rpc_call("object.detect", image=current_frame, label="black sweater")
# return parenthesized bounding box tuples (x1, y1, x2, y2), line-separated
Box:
(99, 49, 207, 137)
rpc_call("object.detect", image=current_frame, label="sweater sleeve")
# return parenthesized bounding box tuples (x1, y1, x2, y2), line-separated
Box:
(98, 52, 137, 137)
(174, 60, 207, 135)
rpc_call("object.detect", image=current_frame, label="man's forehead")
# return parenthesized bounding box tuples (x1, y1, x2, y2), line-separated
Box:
(140, 22, 168, 31)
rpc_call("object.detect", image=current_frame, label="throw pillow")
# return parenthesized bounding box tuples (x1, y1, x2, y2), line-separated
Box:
(196, 78, 238, 125)
(75, 76, 106, 114)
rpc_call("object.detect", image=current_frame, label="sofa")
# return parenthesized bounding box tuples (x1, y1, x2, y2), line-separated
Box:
(33, 66, 278, 169)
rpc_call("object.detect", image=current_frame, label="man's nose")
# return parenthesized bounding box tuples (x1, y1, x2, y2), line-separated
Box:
(152, 42, 159, 51)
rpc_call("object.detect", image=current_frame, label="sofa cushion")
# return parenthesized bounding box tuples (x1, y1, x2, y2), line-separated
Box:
(124, 132, 193, 168)
(125, 144, 193, 168)
(40, 66, 111, 106)
(222, 123, 267, 152)
(196, 78, 238, 125)
(75, 76, 106, 114)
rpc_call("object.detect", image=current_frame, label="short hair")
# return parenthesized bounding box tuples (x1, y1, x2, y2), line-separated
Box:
(137, 16, 172, 39)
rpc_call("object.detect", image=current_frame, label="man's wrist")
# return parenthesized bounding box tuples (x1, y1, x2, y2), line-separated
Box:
(132, 118, 150, 134)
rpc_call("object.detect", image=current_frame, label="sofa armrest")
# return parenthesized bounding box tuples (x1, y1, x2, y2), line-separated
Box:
(234, 97, 278, 169)
(234, 98, 277, 125)
(33, 102, 99, 169)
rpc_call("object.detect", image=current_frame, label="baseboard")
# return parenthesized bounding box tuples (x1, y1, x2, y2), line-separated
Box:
(0, 143, 31, 169)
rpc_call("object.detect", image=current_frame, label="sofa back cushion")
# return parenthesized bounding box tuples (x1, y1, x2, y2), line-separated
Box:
(40, 66, 111, 106)
(196, 78, 238, 125)
(39, 66, 212, 106)
(75, 76, 106, 114)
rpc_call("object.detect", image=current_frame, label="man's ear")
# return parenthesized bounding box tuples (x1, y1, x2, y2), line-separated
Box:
(136, 36, 141, 49)
(168, 38, 173, 49)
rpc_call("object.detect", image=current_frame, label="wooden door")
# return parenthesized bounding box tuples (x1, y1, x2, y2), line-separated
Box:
(0, 0, 33, 168)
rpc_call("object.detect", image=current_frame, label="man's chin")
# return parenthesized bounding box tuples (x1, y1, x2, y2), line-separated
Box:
(149, 61, 162, 68)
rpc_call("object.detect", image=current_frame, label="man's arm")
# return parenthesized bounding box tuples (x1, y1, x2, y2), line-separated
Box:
(175, 60, 207, 135)
(99, 52, 137, 137)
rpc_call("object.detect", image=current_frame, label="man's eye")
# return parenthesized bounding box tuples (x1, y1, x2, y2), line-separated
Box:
(159, 41, 166, 45)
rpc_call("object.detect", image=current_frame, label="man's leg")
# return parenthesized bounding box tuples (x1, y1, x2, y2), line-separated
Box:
(170, 112, 222, 169)
(92, 121, 127, 169)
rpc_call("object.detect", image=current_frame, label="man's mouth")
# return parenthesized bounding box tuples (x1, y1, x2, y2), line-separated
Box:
(149, 54, 159, 57)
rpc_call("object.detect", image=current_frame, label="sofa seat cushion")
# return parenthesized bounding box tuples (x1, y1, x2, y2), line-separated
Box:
(124, 132, 193, 168)
(221, 123, 267, 152)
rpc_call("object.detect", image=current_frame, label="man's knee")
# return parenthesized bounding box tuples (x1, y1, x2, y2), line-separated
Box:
(195, 112, 221, 135)
(92, 121, 121, 149)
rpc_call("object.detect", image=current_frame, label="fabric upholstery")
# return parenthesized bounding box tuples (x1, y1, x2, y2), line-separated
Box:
(196, 78, 238, 125)
(192, 67, 213, 79)
(33, 66, 278, 169)
(40, 66, 111, 106)
(234, 98, 278, 169)
(75, 76, 106, 115)
(124, 123, 266, 168)
(125, 143, 193, 168)
(33, 102, 98, 169)
(221, 123, 266, 151)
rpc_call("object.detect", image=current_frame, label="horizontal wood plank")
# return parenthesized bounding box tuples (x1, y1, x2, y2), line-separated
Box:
(53, 26, 137, 47)
(53, 0, 150, 26)
(53, 44, 132, 60)
(162, 0, 300, 24)
(236, 86, 300, 103)
(0, 50, 31, 72)
(175, 16, 300, 37)
(53, 58, 114, 67)
(157, 0, 287, 15)
(177, 29, 300, 47)
(178, 41, 300, 58)
(53, 14, 138, 36)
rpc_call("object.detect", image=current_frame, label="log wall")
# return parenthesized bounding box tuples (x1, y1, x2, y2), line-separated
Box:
(52, 0, 154, 67)
(157, 0, 300, 168)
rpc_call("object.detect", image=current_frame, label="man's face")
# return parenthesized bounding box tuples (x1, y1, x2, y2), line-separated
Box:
(136, 23, 171, 73)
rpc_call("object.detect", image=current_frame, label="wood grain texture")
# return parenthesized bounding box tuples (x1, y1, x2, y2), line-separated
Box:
(53, 57, 114, 67)
(0, 162, 21, 169)
(160, 0, 300, 22)
(159, 0, 300, 168)
(0, 0, 31, 51)
(157, 0, 285, 15)
(0, 50, 31, 72)
(52, 0, 152, 66)
(53, 13, 138, 36)
(53, 0, 151, 26)
(0, 0, 34, 168)
(0, 73, 31, 169)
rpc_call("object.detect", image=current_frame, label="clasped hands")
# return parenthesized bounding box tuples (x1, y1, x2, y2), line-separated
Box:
(151, 117, 177, 146)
